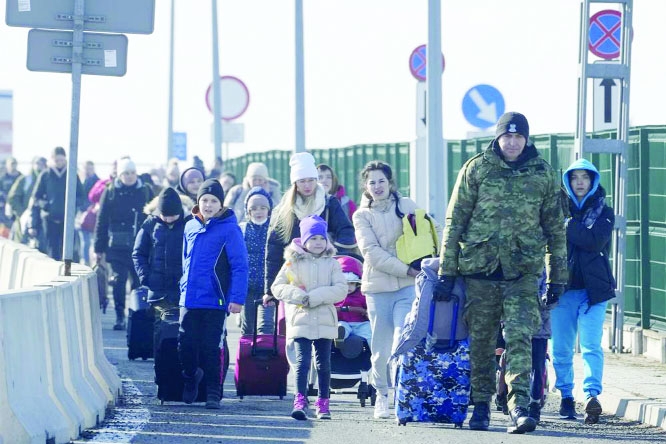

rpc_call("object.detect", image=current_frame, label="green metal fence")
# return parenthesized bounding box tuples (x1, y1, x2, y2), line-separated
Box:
(224, 125, 666, 331)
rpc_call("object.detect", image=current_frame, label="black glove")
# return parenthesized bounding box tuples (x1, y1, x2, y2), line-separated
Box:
(543, 283, 565, 308)
(433, 275, 456, 301)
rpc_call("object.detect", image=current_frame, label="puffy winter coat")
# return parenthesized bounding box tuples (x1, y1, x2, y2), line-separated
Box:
(271, 239, 347, 340)
(179, 207, 248, 310)
(132, 196, 191, 296)
(352, 193, 420, 294)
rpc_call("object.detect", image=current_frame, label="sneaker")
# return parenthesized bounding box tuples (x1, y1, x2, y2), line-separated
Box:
(559, 397, 577, 420)
(181, 368, 204, 404)
(373, 392, 390, 419)
(468, 402, 490, 431)
(315, 397, 331, 420)
(528, 402, 541, 423)
(508, 406, 537, 434)
(291, 393, 308, 420)
(584, 396, 602, 424)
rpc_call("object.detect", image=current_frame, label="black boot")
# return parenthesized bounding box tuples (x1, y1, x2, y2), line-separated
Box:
(508, 406, 537, 434)
(113, 312, 126, 331)
(468, 402, 490, 431)
(182, 368, 203, 404)
(206, 384, 221, 410)
(528, 401, 541, 423)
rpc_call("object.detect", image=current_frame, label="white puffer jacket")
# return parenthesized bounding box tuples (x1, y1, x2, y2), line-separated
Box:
(353, 194, 419, 294)
(271, 239, 347, 340)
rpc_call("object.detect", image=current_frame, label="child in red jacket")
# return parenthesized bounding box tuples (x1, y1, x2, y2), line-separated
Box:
(334, 255, 372, 346)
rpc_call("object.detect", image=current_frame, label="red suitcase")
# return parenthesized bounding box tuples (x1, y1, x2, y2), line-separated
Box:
(235, 300, 289, 399)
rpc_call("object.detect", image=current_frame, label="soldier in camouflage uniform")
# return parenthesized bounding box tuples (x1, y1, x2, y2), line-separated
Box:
(433, 112, 567, 434)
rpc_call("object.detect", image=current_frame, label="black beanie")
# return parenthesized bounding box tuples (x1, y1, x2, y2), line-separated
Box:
(495, 112, 529, 141)
(197, 179, 225, 204)
(157, 187, 182, 216)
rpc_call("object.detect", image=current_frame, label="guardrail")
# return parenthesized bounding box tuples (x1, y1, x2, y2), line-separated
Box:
(0, 238, 121, 444)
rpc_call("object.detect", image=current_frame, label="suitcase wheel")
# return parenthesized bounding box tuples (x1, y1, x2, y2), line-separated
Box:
(397, 419, 407, 426)
(279, 395, 284, 400)
(454, 422, 463, 429)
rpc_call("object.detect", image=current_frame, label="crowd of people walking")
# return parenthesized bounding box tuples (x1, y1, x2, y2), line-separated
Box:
(0, 111, 615, 431)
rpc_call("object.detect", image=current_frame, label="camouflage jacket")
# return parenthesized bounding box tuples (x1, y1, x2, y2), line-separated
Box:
(438, 142, 567, 284)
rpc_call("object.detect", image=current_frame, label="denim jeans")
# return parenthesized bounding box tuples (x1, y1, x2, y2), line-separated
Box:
(293, 337, 332, 398)
(551, 289, 607, 399)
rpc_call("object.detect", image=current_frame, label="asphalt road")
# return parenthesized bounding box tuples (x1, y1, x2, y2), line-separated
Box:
(72, 310, 666, 444)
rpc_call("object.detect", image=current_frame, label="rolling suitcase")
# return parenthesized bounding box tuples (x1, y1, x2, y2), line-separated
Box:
(235, 299, 289, 399)
(394, 292, 471, 427)
(127, 286, 154, 360)
(155, 308, 229, 403)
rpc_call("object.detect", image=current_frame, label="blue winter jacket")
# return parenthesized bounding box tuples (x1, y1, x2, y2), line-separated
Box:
(180, 207, 249, 310)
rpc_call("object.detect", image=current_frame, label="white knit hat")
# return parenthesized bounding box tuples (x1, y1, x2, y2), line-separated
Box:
(245, 162, 269, 181)
(289, 152, 318, 183)
(117, 157, 136, 175)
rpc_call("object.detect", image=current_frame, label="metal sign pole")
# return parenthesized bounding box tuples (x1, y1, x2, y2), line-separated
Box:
(294, 0, 305, 153)
(63, 0, 85, 275)
(167, 0, 175, 163)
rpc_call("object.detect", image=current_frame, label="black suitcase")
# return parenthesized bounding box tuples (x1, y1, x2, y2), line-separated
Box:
(155, 309, 229, 403)
(127, 287, 154, 361)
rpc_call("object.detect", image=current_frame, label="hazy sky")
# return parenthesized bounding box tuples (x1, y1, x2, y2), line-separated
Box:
(1, 0, 664, 172)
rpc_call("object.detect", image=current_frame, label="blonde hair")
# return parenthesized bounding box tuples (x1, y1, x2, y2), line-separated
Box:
(270, 183, 319, 243)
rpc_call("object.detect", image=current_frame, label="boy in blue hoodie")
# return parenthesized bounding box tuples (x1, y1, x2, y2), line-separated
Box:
(179, 179, 248, 409)
(239, 186, 275, 336)
(550, 159, 615, 425)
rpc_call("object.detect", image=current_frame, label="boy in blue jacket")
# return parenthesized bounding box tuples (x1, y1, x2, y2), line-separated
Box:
(179, 179, 248, 409)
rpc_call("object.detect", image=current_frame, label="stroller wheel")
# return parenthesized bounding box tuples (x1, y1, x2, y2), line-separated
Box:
(358, 381, 368, 407)
(370, 385, 377, 406)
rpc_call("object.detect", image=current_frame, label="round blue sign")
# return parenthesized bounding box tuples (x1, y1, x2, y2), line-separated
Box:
(461, 84, 505, 129)
(589, 10, 621, 60)
(408, 44, 445, 81)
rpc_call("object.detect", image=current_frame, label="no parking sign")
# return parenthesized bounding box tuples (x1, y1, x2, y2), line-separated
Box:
(589, 10, 622, 60)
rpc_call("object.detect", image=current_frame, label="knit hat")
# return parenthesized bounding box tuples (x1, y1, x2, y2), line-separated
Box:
(299, 215, 328, 245)
(117, 157, 136, 175)
(245, 162, 269, 181)
(289, 152, 319, 183)
(495, 111, 529, 141)
(157, 187, 183, 216)
(181, 167, 204, 187)
(245, 186, 273, 211)
(197, 179, 225, 204)
(336, 255, 363, 283)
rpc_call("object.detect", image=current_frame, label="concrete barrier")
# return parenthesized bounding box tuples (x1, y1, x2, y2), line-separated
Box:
(0, 238, 121, 444)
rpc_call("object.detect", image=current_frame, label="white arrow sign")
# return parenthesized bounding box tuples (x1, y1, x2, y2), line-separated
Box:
(469, 88, 498, 124)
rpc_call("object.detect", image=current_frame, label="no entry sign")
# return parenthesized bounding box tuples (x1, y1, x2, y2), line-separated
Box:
(589, 10, 622, 60)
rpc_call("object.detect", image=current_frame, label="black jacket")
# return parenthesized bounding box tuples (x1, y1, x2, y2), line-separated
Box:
(30, 167, 86, 230)
(132, 214, 185, 295)
(94, 179, 153, 261)
(565, 186, 616, 306)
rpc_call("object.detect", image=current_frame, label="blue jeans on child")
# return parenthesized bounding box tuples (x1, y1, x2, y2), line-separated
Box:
(550, 289, 607, 399)
(293, 337, 332, 398)
(338, 321, 372, 346)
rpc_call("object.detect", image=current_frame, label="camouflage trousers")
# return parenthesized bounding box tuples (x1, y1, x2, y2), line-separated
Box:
(464, 274, 540, 410)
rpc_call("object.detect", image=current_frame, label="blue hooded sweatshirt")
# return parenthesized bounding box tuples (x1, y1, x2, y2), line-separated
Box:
(562, 158, 600, 210)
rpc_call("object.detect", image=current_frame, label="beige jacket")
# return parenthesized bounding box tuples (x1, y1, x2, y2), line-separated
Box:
(271, 240, 347, 340)
(353, 194, 421, 294)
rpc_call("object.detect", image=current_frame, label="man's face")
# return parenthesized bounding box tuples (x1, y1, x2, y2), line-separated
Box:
(570, 169, 592, 200)
(34, 159, 46, 173)
(6, 159, 17, 174)
(53, 154, 67, 170)
(85, 163, 95, 176)
(497, 133, 527, 162)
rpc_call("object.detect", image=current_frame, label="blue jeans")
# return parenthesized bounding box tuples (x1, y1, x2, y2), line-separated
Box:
(293, 337, 332, 398)
(366, 285, 415, 395)
(550, 289, 607, 399)
(78, 229, 92, 265)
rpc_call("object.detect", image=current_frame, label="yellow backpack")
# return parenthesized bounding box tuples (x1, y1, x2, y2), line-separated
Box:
(396, 208, 440, 270)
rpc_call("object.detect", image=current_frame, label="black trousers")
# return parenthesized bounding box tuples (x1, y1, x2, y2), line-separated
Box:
(108, 254, 139, 318)
(178, 307, 226, 399)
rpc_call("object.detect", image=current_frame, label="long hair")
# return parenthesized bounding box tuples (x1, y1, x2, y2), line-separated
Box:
(317, 163, 340, 195)
(270, 183, 318, 243)
(359, 160, 398, 207)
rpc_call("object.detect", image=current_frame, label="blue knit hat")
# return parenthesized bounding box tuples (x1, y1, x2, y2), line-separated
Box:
(299, 215, 328, 245)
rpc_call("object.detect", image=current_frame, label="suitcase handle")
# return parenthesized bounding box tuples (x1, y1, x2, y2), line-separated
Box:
(251, 298, 280, 357)
(427, 296, 459, 351)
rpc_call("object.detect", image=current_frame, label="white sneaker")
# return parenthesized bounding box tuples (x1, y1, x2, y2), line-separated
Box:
(373, 393, 390, 419)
